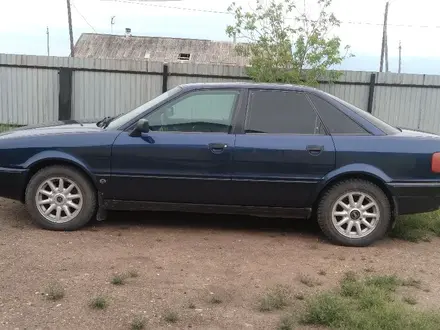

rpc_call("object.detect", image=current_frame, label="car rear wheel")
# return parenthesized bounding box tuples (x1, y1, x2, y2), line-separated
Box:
(317, 179, 391, 247)
(25, 166, 96, 231)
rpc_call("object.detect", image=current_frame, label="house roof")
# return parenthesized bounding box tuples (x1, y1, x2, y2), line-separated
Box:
(73, 33, 249, 66)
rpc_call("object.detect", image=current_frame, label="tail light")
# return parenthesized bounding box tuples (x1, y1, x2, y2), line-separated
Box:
(432, 152, 440, 173)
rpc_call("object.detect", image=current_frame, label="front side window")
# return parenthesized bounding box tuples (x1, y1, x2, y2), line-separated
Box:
(145, 90, 239, 133)
(245, 90, 325, 135)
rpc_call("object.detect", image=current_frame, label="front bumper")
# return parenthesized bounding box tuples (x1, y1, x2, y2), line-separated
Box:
(388, 182, 440, 215)
(0, 167, 28, 201)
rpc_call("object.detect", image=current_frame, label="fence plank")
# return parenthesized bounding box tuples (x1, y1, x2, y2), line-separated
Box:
(2, 53, 440, 133)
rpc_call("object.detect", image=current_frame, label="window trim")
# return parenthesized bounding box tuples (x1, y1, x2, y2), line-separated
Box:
(242, 89, 329, 136)
(125, 88, 244, 135)
(306, 94, 371, 136)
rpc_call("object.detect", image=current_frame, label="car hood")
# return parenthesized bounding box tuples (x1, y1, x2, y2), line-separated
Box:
(0, 120, 103, 139)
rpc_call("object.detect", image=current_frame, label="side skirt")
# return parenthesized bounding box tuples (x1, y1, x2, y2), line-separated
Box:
(103, 200, 312, 219)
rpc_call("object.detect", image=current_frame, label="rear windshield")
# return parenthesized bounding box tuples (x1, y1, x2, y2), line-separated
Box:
(325, 93, 400, 135)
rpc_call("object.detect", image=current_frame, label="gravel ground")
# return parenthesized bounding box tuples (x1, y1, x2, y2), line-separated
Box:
(1, 197, 440, 330)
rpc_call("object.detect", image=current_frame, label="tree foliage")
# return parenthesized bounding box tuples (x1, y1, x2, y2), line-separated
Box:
(226, 0, 353, 86)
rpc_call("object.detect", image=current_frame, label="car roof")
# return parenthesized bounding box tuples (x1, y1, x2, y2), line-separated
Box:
(179, 82, 319, 93)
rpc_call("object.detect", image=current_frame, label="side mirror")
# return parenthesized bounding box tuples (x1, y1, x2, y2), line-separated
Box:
(129, 119, 149, 137)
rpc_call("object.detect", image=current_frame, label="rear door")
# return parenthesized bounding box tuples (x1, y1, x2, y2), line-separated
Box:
(110, 88, 243, 205)
(230, 89, 336, 208)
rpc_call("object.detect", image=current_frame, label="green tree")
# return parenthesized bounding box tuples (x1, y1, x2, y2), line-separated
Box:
(226, 0, 353, 86)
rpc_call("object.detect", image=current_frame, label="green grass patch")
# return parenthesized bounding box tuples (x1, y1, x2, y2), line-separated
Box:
(391, 211, 440, 242)
(0, 123, 22, 133)
(299, 273, 440, 330)
(163, 310, 179, 323)
(402, 278, 423, 290)
(277, 314, 297, 330)
(110, 274, 127, 285)
(209, 296, 223, 304)
(258, 285, 292, 312)
(403, 296, 418, 305)
(130, 315, 146, 330)
(89, 296, 108, 310)
(44, 281, 65, 301)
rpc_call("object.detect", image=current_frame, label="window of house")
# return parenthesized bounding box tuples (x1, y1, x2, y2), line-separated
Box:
(178, 53, 191, 61)
(308, 94, 369, 135)
(145, 90, 239, 133)
(245, 90, 325, 135)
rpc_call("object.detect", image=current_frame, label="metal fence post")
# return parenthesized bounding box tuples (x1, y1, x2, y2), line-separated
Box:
(58, 68, 73, 120)
(367, 73, 376, 114)
(162, 64, 169, 93)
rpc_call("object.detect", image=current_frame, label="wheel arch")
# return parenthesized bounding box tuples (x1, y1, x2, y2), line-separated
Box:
(312, 168, 398, 227)
(21, 152, 98, 203)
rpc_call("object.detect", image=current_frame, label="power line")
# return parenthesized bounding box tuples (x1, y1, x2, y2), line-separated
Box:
(100, 0, 229, 14)
(101, 0, 440, 30)
(71, 1, 98, 33)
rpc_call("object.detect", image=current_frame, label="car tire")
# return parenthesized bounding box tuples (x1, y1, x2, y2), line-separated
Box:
(317, 179, 391, 247)
(25, 165, 96, 231)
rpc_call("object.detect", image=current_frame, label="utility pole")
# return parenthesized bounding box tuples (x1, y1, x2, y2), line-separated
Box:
(385, 35, 389, 72)
(66, 0, 75, 57)
(379, 1, 389, 72)
(46, 27, 50, 56)
(398, 40, 402, 73)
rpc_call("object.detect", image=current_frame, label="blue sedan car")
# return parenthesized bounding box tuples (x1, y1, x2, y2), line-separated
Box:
(0, 82, 439, 246)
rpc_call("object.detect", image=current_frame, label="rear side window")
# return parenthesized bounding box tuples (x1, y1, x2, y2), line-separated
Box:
(245, 90, 325, 134)
(308, 94, 369, 135)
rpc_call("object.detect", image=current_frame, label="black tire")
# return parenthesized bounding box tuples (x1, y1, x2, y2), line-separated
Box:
(25, 165, 96, 231)
(317, 179, 391, 247)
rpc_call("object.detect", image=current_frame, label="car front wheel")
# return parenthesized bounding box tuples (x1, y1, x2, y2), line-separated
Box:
(25, 165, 96, 231)
(317, 179, 391, 247)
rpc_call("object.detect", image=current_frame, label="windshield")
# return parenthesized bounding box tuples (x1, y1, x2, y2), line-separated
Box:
(106, 86, 182, 129)
(325, 92, 400, 135)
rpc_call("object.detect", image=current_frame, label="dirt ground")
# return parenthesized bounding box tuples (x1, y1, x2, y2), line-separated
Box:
(1, 197, 440, 330)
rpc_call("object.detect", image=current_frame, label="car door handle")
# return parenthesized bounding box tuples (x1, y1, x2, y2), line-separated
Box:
(306, 145, 324, 156)
(209, 143, 228, 154)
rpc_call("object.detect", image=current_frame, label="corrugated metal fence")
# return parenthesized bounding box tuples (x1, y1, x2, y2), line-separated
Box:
(1, 53, 440, 134)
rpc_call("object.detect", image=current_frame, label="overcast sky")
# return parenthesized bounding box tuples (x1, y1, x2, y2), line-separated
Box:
(0, 0, 439, 73)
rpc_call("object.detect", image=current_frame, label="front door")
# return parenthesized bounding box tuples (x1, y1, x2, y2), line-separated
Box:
(110, 89, 242, 204)
(230, 89, 336, 208)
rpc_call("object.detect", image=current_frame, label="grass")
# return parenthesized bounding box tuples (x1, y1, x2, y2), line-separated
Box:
(278, 314, 296, 330)
(298, 273, 440, 330)
(89, 296, 108, 310)
(402, 278, 423, 289)
(111, 274, 126, 285)
(0, 124, 21, 133)
(364, 274, 401, 291)
(130, 315, 146, 330)
(294, 293, 305, 301)
(209, 296, 223, 304)
(258, 285, 292, 312)
(391, 210, 440, 242)
(298, 274, 322, 288)
(44, 282, 65, 301)
(128, 270, 139, 278)
(403, 296, 418, 305)
(163, 310, 179, 323)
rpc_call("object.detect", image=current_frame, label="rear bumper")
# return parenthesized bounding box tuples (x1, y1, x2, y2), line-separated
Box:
(0, 167, 28, 201)
(388, 182, 440, 215)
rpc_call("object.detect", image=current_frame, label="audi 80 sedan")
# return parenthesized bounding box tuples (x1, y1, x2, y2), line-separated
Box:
(1, 82, 439, 247)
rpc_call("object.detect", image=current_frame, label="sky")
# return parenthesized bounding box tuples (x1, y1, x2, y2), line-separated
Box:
(0, 0, 439, 74)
